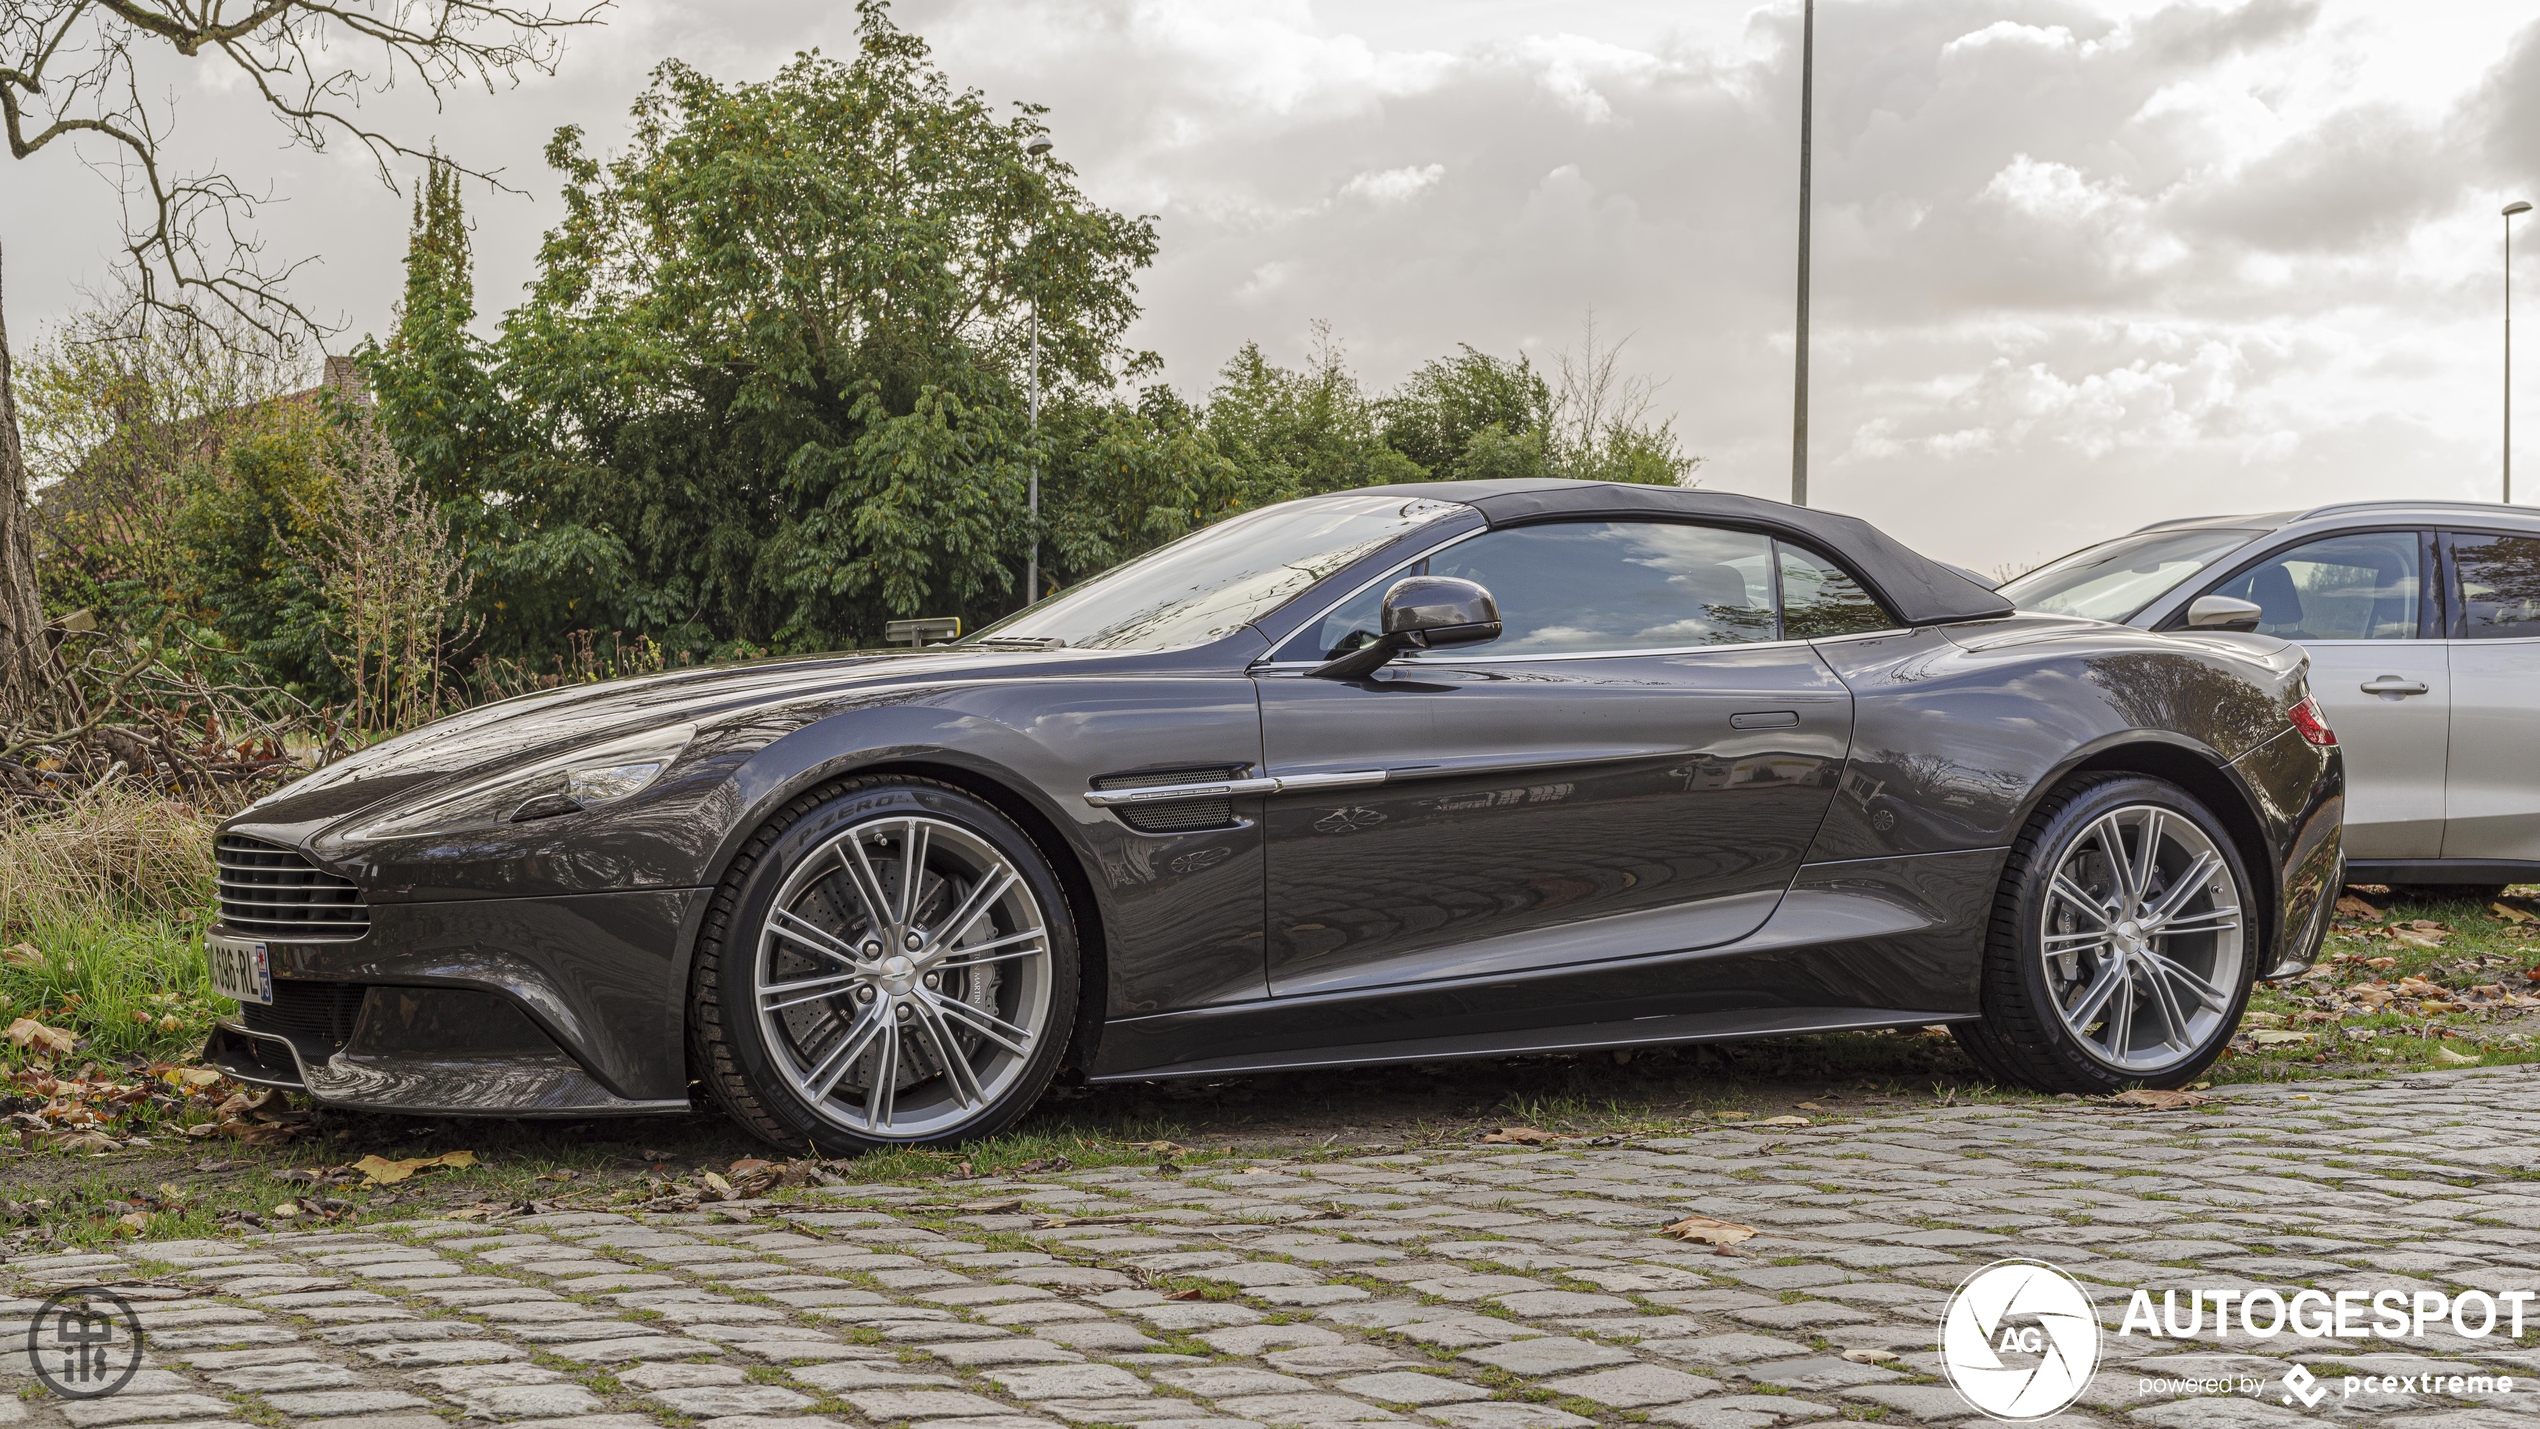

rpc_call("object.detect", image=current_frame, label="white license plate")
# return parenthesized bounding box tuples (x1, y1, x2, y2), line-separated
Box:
(207, 935, 273, 1005)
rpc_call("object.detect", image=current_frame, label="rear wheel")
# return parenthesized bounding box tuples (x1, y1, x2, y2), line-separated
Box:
(1955, 775, 2255, 1094)
(691, 778, 1079, 1153)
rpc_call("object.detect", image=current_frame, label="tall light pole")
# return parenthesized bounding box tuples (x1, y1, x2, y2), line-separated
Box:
(1790, 0, 1815, 508)
(1025, 135, 1053, 601)
(2509, 200, 2532, 504)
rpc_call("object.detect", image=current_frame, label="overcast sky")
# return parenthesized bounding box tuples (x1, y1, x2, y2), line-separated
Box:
(5, 0, 2537, 571)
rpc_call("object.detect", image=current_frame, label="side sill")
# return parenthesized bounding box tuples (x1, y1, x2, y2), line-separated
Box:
(1088, 1007, 1978, 1084)
(2346, 858, 2540, 886)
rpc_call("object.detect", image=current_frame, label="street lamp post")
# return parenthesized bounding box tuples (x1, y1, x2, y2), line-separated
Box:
(1026, 136, 1053, 602)
(1790, 0, 1815, 509)
(2509, 200, 2532, 505)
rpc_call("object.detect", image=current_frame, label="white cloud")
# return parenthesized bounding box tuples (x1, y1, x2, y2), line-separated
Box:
(2, 0, 2533, 574)
(1342, 163, 1445, 204)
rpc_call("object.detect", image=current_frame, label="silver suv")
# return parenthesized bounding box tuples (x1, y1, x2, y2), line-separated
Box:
(1999, 500, 2540, 899)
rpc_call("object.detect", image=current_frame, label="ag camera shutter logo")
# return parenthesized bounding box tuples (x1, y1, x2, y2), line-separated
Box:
(1940, 1259, 2103, 1420)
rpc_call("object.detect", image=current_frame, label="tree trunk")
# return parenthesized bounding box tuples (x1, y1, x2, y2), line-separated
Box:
(0, 240, 64, 723)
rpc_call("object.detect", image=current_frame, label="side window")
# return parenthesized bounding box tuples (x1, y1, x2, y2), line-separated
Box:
(2450, 532, 2540, 639)
(1421, 521, 1778, 654)
(2202, 532, 2419, 641)
(1778, 543, 1893, 638)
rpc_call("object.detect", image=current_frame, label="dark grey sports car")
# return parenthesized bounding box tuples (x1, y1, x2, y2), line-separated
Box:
(204, 480, 2344, 1150)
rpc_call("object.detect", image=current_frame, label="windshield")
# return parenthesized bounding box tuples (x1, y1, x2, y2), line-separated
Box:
(967, 493, 1469, 651)
(1998, 527, 2263, 623)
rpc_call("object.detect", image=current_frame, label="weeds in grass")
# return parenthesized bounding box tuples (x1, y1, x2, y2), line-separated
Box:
(0, 782, 218, 932)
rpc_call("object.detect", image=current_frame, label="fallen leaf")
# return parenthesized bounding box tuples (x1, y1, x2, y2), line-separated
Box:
(5, 1017, 75, 1058)
(536, 1170, 576, 1183)
(2392, 929, 2446, 950)
(27, 1128, 120, 1152)
(2104, 1088, 2209, 1110)
(960, 1199, 1024, 1213)
(2335, 895, 2382, 919)
(1794, 1101, 1827, 1111)
(271, 1200, 301, 1218)
(1660, 1213, 1758, 1246)
(1164, 1288, 1204, 1300)
(352, 1150, 479, 1185)
(702, 1171, 735, 1197)
(176, 1068, 222, 1090)
(1749, 1115, 1811, 1127)
(1481, 1127, 1567, 1145)
(117, 1211, 149, 1233)
(2246, 1029, 2316, 1046)
(1711, 1111, 1749, 1121)
(1842, 1348, 1901, 1363)
(2362, 956, 2398, 969)
(2433, 1046, 2481, 1065)
(2491, 901, 2537, 925)
(728, 1157, 776, 1177)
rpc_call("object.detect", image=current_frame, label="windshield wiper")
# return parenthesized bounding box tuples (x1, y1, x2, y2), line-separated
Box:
(973, 636, 1068, 650)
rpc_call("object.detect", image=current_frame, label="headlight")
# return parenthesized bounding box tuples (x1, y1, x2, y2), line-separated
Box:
(344, 724, 698, 840)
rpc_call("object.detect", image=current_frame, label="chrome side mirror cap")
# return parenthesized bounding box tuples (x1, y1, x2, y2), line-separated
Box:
(2186, 595, 2264, 632)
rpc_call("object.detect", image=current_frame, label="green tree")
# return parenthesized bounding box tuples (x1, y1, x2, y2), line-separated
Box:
(1377, 346, 1555, 481)
(492, 3, 1172, 652)
(1202, 328, 1424, 506)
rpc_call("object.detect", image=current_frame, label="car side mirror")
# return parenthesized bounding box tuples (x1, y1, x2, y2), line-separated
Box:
(2186, 595, 2264, 632)
(1310, 576, 1502, 680)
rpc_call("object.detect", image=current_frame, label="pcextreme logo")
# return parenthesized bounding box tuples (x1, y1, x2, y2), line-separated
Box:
(1939, 1259, 2104, 1421)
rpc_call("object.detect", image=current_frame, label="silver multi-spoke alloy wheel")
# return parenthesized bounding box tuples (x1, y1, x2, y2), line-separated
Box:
(752, 814, 1053, 1140)
(2039, 803, 2245, 1075)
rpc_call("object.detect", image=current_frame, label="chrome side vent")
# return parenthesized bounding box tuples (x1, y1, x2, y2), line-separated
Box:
(1089, 766, 1247, 834)
(214, 835, 370, 940)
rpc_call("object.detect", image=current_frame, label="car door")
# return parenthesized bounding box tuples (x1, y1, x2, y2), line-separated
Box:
(2440, 529, 2540, 863)
(1250, 518, 1859, 999)
(2196, 528, 2444, 858)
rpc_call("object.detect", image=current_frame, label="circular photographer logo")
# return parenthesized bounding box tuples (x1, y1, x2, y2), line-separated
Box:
(24, 1286, 144, 1400)
(1940, 1259, 2102, 1421)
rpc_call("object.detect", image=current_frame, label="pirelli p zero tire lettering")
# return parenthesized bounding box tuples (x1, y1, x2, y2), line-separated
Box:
(689, 777, 1079, 1153)
(1956, 774, 2256, 1095)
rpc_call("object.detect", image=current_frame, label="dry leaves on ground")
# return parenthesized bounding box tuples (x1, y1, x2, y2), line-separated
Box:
(1481, 1126, 1567, 1145)
(2104, 1088, 2209, 1110)
(5, 1016, 75, 1058)
(2335, 895, 2383, 919)
(1748, 1115, 1812, 1127)
(2492, 901, 2537, 925)
(353, 1150, 480, 1185)
(2434, 1046, 2483, 1065)
(1660, 1213, 1758, 1246)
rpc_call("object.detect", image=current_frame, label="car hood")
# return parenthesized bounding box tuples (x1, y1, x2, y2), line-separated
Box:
(231, 646, 1114, 839)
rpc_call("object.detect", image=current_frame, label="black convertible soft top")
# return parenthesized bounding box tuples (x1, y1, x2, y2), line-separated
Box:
(1364, 479, 2013, 628)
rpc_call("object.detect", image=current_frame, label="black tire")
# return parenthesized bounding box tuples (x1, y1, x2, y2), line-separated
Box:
(690, 776, 1081, 1154)
(1954, 774, 2257, 1095)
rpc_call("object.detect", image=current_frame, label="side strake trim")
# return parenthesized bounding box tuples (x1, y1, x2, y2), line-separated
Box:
(1083, 770, 1386, 807)
(1087, 1007, 1978, 1082)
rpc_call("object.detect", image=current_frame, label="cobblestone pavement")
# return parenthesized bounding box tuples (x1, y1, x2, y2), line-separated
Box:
(8, 1065, 2540, 1429)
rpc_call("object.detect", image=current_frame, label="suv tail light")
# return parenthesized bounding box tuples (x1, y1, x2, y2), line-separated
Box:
(2288, 695, 2336, 747)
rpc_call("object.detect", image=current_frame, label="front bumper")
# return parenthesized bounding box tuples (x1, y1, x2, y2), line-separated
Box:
(202, 887, 703, 1115)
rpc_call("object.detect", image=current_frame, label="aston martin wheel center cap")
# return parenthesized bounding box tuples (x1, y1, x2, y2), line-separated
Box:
(876, 955, 918, 996)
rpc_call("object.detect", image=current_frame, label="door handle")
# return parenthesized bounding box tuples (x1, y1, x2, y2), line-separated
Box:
(2359, 677, 2429, 696)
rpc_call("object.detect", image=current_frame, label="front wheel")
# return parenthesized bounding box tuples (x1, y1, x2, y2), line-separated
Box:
(690, 778, 1079, 1153)
(1955, 775, 2255, 1094)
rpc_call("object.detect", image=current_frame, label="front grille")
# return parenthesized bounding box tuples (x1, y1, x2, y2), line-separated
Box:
(215, 835, 369, 939)
(1092, 766, 1244, 835)
(240, 980, 369, 1057)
